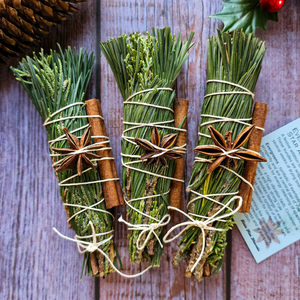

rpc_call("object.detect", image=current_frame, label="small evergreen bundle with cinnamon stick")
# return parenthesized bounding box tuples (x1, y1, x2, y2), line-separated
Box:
(11, 46, 123, 277)
(100, 27, 194, 266)
(170, 30, 268, 281)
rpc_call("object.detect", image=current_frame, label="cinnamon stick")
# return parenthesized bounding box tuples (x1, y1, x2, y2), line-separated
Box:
(238, 102, 268, 213)
(95, 99, 124, 207)
(169, 98, 189, 209)
(90, 253, 99, 275)
(86, 99, 124, 209)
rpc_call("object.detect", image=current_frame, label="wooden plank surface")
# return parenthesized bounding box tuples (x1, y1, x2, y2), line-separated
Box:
(231, 2, 300, 299)
(1, 0, 300, 299)
(0, 2, 96, 300)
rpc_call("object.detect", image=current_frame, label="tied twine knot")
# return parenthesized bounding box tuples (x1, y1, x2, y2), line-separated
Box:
(85, 243, 98, 253)
(52, 142, 107, 162)
(163, 196, 243, 273)
(76, 221, 112, 253)
(217, 147, 239, 160)
(67, 144, 102, 156)
(118, 214, 171, 250)
(191, 220, 212, 231)
(53, 221, 113, 254)
(53, 221, 153, 278)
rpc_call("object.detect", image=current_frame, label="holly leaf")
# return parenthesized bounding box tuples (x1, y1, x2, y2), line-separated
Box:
(211, 0, 278, 34)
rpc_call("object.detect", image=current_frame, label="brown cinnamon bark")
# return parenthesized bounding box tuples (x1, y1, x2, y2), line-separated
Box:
(95, 99, 124, 206)
(86, 98, 124, 209)
(238, 102, 268, 213)
(90, 253, 99, 275)
(169, 98, 189, 209)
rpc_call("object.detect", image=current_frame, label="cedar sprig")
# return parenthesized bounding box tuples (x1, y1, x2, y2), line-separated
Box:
(175, 30, 266, 281)
(101, 27, 194, 266)
(205, 219, 236, 270)
(11, 46, 116, 277)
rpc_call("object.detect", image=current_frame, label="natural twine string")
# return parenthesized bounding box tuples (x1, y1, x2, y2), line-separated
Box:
(205, 79, 255, 99)
(119, 214, 171, 250)
(44, 102, 119, 187)
(120, 87, 186, 251)
(163, 196, 243, 273)
(163, 80, 263, 273)
(122, 120, 186, 146)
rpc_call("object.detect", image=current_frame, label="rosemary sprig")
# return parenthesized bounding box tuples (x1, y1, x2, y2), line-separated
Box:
(100, 28, 194, 266)
(176, 30, 266, 281)
(11, 46, 115, 277)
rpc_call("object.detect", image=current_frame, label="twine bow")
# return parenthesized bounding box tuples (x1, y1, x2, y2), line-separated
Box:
(118, 214, 171, 250)
(53, 221, 113, 254)
(163, 196, 243, 272)
(53, 221, 153, 278)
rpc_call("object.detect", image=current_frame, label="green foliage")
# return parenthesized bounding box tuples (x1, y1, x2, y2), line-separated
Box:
(11, 47, 115, 277)
(206, 218, 235, 270)
(180, 30, 266, 277)
(211, 0, 278, 34)
(100, 28, 194, 266)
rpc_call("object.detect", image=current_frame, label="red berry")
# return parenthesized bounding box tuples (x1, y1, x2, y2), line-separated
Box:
(260, 0, 286, 13)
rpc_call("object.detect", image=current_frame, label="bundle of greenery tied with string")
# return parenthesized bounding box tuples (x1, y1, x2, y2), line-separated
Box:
(100, 27, 194, 266)
(172, 30, 267, 281)
(11, 46, 119, 278)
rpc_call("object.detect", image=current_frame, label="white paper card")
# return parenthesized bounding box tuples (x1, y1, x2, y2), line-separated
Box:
(234, 118, 300, 263)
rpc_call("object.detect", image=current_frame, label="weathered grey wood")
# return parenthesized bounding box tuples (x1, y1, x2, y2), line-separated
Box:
(0, 2, 96, 299)
(231, 1, 300, 299)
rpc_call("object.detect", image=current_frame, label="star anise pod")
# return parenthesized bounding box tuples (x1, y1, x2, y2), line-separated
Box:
(52, 126, 101, 176)
(194, 125, 267, 174)
(134, 126, 183, 168)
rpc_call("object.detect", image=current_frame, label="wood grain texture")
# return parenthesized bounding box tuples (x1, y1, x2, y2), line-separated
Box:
(0, 2, 96, 299)
(1, 0, 300, 299)
(231, 1, 300, 299)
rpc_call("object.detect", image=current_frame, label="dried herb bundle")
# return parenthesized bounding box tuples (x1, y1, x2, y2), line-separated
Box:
(174, 30, 266, 281)
(11, 46, 116, 277)
(100, 27, 194, 266)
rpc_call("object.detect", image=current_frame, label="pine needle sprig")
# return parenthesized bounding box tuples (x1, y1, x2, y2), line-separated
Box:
(11, 46, 116, 277)
(101, 28, 194, 266)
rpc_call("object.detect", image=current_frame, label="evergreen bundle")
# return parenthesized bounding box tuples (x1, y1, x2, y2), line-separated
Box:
(173, 30, 266, 281)
(100, 27, 194, 266)
(12, 46, 117, 277)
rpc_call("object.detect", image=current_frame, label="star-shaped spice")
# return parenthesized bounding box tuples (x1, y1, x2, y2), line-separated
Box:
(194, 125, 267, 174)
(134, 126, 183, 168)
(52, 126, 101, 176)
(253, 217, 284, 249)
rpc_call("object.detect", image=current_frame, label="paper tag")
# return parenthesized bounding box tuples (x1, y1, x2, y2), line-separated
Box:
(234, 118, 300, 263)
